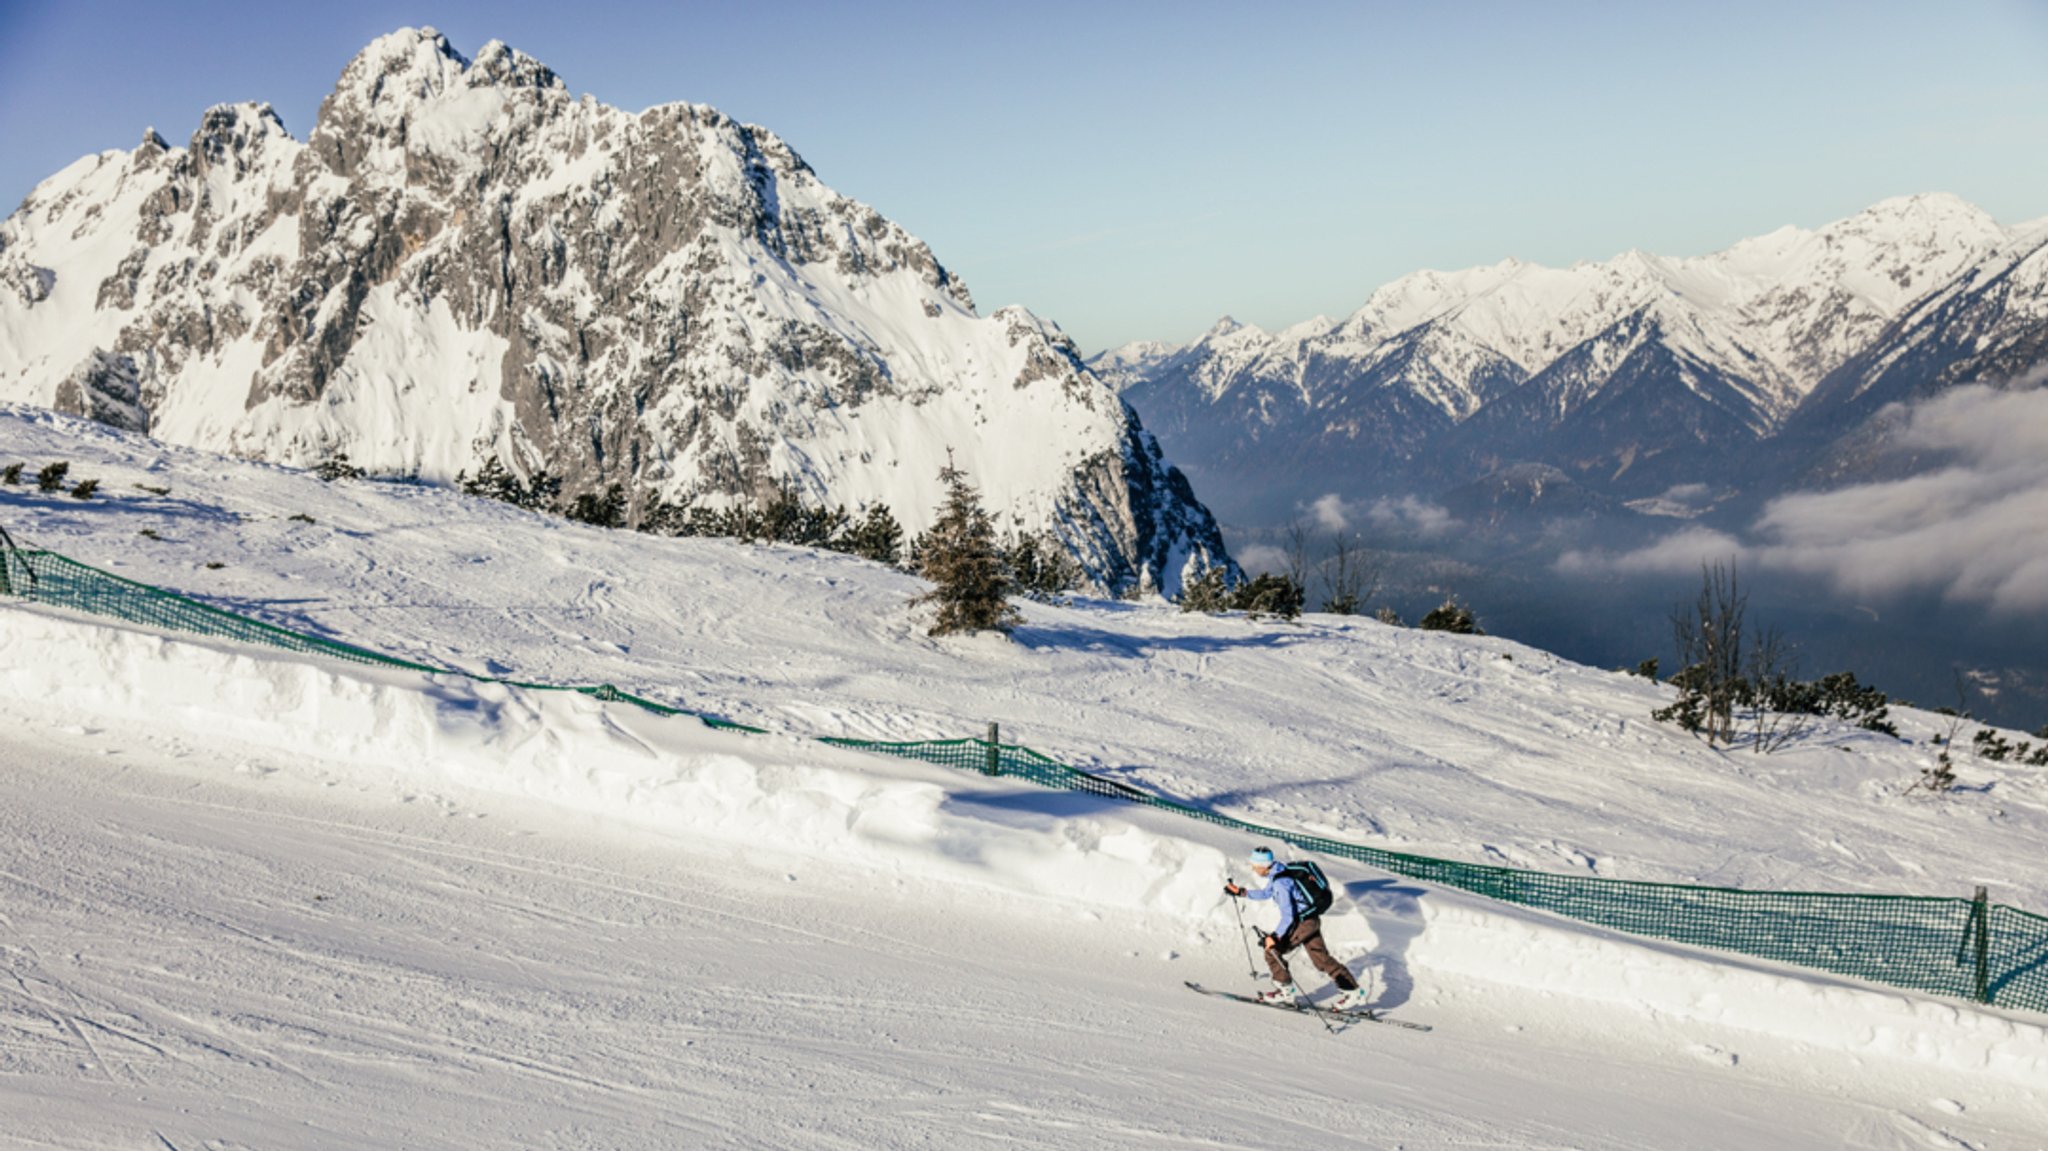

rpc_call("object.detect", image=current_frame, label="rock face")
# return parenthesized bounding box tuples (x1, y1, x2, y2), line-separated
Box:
(1100, 195, 2048, 523)
(0, 28, 1233, 594)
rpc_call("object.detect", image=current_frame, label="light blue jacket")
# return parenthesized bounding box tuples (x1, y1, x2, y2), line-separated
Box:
(1244, 869, 1309, 939)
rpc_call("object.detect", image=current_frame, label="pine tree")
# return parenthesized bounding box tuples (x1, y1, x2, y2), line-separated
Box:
(913, 459, 1021, 636)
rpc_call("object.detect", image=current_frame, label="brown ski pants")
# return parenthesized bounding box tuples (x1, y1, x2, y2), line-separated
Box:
(1265, 916, 1358, 991)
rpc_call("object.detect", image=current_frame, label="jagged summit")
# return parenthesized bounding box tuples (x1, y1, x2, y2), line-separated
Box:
(0, 28, 1234, 595)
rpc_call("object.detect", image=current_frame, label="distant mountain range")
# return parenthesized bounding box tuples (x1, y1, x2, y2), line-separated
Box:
(0, 28, 1233, 595)
(1094, 194, 2048, 526)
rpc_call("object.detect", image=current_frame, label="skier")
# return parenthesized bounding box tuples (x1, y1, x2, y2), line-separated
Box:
(1224, 847, 1368, 1010)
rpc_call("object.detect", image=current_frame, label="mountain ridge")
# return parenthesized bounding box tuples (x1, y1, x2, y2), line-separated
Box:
(1099, 193, 2047, 519)
(0, 27, 1234, 595)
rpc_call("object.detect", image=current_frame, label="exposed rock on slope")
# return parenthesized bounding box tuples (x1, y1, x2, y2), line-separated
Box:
(0, 28, 1233, 594)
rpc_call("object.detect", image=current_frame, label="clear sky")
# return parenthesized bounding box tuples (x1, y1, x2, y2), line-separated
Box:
(4, 1, 2045, 353)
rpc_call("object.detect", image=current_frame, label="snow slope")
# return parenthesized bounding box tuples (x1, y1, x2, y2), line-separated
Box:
(9, 715, 2045, 1150)
(5, 403, 2045, 910)
(5, 404, 2048, 1145)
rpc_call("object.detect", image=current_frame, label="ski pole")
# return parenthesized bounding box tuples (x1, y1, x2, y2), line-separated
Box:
(1227, 877, 1261, 980)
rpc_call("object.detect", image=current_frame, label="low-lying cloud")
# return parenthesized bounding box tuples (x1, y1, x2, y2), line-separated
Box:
(1306, 492, 1457, 539)
(1367, 495, 1456, 539)
(1559, 382, 2048, 613)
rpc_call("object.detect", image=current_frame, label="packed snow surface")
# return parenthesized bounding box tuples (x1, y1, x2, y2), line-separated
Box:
(5, 404, 2048, 1147)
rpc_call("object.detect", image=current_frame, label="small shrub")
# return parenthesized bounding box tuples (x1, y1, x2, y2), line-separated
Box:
(203, 561, 226, 570)
(36, 462, 70, 492)
(458, 457, 559, 511)
(2, 463, 21, 484)
(1632, 658, 1660, 681)
(1809, 671, 1897, 737)
(289, 513, 315, 524)
(1374, 606, 1402, 626)
(565, 483, 627, 529)
(70, 479, 99, 500)
(1175, 570, 1303, 619)
(1178, 569, 1232, 613)
(1006, 531, 1081, 600)
(1419, 597, 1483, 635)
(132, 482, 170, 496)
(138, 528, 161, 541)
(1971, 728, 2048, 765)
(314, 452, 364, 482)
(1233, 573, 1304, 620)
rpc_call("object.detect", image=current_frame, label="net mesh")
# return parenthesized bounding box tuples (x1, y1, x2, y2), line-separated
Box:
(7, 545, 2042, 1015)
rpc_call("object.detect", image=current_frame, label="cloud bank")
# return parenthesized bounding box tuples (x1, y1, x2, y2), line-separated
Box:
(1559, 382, 2048, 613)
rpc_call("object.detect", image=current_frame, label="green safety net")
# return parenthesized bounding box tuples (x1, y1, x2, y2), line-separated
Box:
(6, 545, 2043, 1015)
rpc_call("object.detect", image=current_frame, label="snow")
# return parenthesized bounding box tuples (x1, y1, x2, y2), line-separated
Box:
(1116, 193, 2029, 430)
(4, 405, 2048, 1145)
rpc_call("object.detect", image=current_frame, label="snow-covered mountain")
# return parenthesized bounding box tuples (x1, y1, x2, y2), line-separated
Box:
(0, 28, 1232, 594)
(1104, 194, 2047, 517)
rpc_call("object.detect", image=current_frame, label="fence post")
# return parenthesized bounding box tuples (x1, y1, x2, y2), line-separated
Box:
(984, 722, 1000, 776)
(1973, 886, 1991, 1005)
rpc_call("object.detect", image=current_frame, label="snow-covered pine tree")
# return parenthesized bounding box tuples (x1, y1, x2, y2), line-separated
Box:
(914, 459, 1021, 636)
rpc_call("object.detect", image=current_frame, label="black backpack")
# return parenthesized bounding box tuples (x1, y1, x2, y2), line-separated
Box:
(1279, 860, 1334, 919)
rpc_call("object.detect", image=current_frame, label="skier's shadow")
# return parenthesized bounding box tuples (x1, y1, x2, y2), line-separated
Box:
(1341, 878, 1427, 1011)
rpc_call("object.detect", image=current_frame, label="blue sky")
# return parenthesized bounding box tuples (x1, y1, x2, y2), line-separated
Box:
(4, 1, 2045, 353)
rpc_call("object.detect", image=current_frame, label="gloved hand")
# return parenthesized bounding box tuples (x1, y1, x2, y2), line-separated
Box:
(1223, 881, 1245, 897)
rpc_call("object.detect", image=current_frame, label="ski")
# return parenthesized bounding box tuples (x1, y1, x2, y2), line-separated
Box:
(1183, 981, 1433, 1032)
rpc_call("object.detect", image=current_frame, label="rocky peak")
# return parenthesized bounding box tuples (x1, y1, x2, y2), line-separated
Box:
(188, 103, 290, 179)
(310, 27, 473, 171)
(466, 39, 565, 92)
(0, 26, 1234, 597)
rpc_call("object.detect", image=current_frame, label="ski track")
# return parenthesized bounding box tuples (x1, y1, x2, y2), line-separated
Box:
(1, 721, 2045, 1149)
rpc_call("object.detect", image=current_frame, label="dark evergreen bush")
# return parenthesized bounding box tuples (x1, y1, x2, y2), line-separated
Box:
(1418, 596, 1482, 634)
(314, 453, 364, 482)
(1007, 531, 1081, 600)
(458, 457, 560, 511)
(1177, 568, 1232, 614)
(1233, 573, 1304, 619)
(838, 503, 904, 566)
(566, 483, 627, 528)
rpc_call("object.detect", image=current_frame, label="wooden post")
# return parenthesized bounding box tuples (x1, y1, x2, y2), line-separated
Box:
(1973, 886, 1991, 1005)
(984, 722, 1000, 776)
